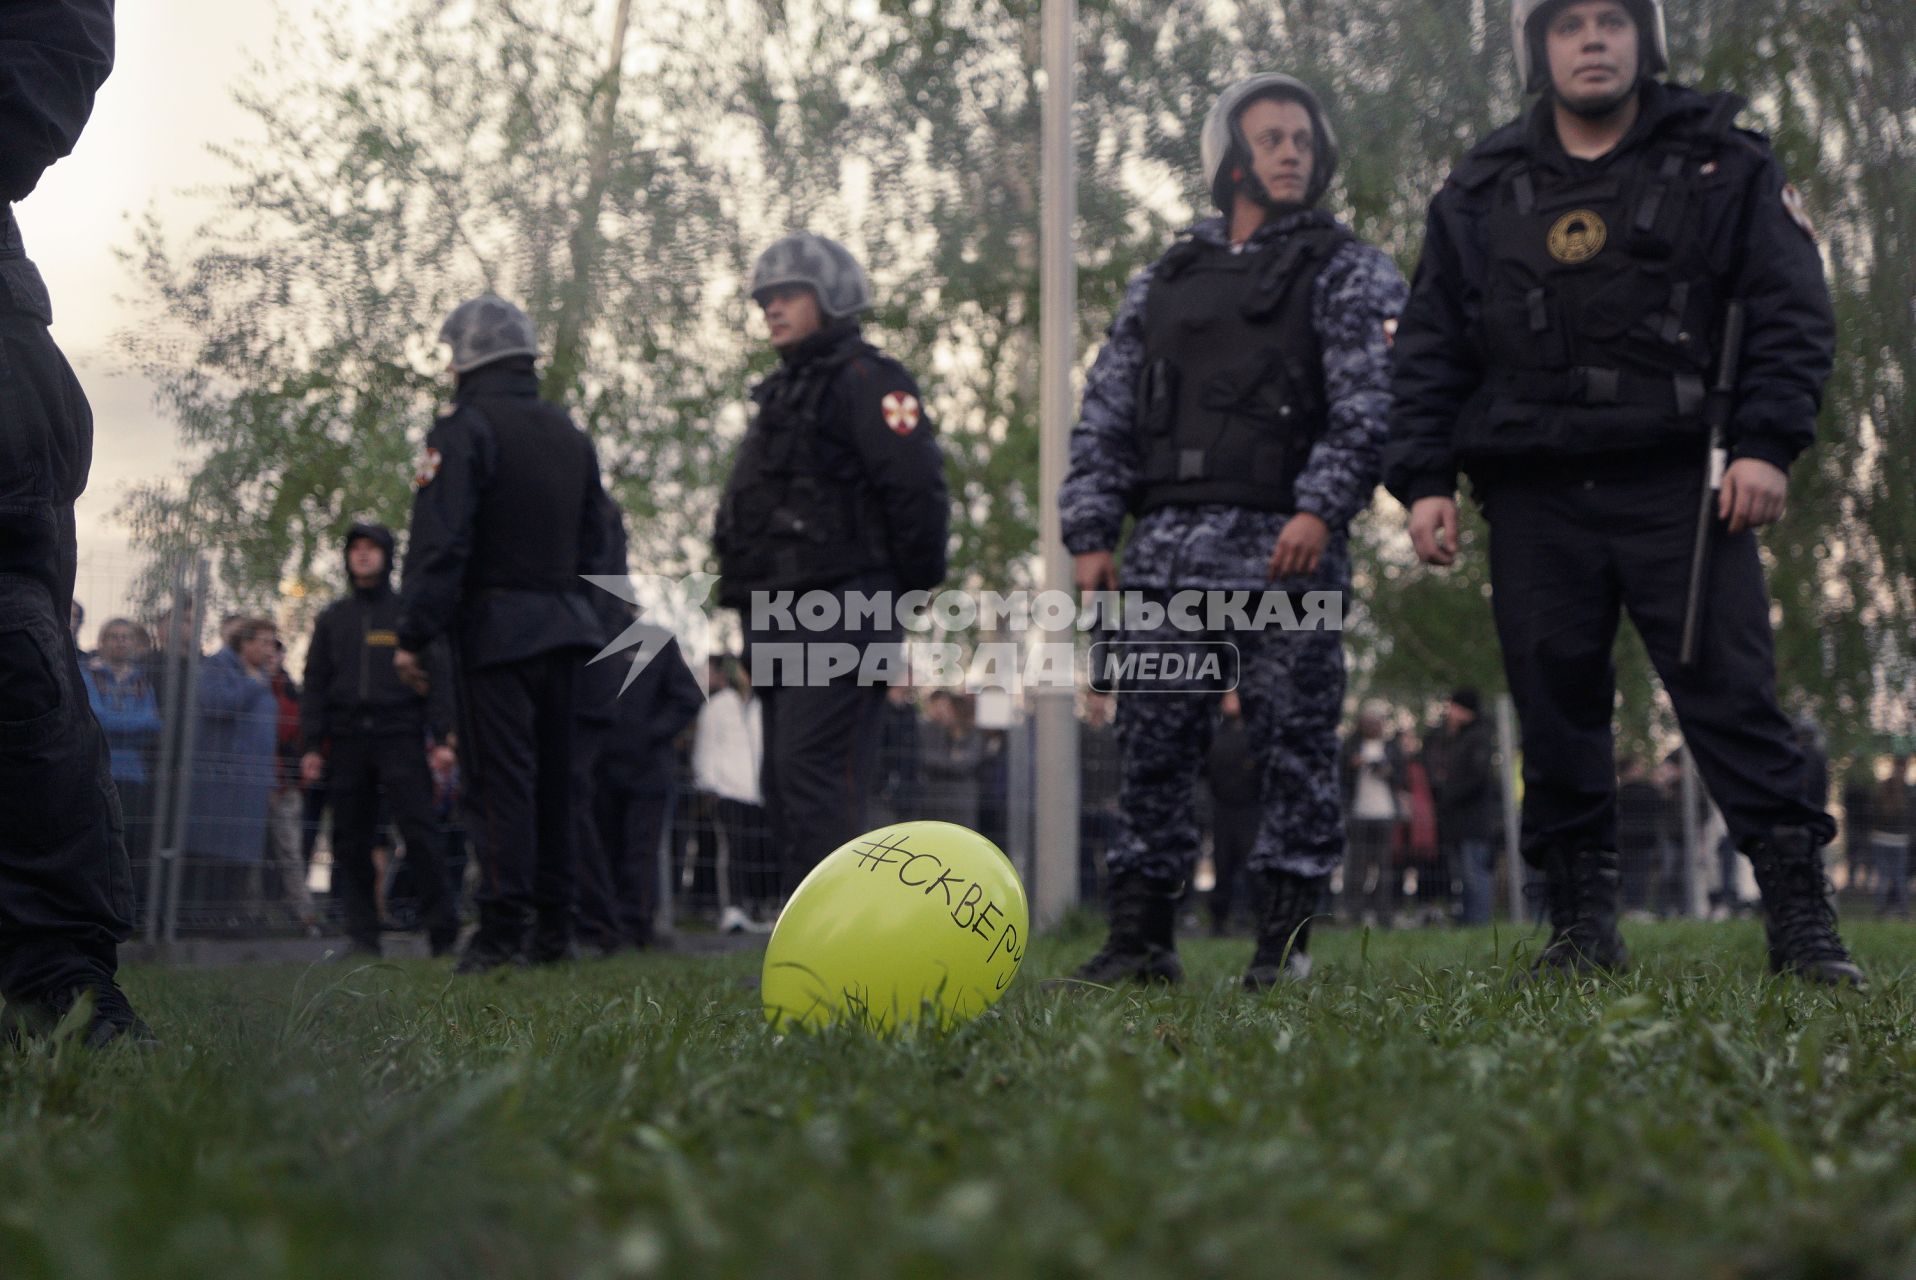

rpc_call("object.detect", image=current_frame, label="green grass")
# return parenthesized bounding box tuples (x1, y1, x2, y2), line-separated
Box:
(4, 921, 1915, 1279)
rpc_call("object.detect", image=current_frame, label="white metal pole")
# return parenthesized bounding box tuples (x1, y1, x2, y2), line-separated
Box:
(1033, 0, 1080, 929)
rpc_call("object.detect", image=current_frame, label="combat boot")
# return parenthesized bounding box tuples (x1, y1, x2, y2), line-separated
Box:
(1529, 848, 1628, 977)
(1061, 872, 1183, 986)
(1242, 870, 1325, 991)
(1, 982, 156, 1050)
(1747, 825, 1866, 988)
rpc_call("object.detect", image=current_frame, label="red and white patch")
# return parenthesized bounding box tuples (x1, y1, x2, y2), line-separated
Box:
(412, 446, 443, 490)
(1781, 183, 1819, 244)
(880, 391, 921, 436)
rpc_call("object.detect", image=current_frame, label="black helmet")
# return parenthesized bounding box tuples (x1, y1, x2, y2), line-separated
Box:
(1200, 73, 1339, 213)
(750, 233, 873, 319)
(438, 294, 539, 373)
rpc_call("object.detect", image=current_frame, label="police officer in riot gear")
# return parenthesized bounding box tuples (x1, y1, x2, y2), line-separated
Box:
(713, 233, 948, 896)
(1058, 75, 1407, 989)
(1386, 0, 1862, 984)
(299, 523, 460, 958)
(0, 3, 152, 1048)
(397, 295, 624, 974)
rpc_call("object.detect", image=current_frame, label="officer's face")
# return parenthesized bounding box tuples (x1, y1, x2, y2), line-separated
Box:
(760, 285, 823, 352)
(1544, 0, 1640, 110)
(1238, 97, 1315, 206)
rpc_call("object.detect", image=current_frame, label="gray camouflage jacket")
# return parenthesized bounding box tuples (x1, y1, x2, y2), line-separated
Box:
(1059, 210, 1407, 590)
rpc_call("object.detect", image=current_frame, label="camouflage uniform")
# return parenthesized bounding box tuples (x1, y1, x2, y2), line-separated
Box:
(1060, 208, 1406, 885)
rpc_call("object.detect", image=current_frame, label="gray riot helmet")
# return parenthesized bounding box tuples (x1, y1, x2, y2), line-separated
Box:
(1200, 73, 1339, 213)
(438, 294, 539, 374)
(749, 233, 873, 320)
(1513, 0, 1669, 95)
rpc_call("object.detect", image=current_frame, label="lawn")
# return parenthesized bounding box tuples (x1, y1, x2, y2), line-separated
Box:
(3, 920, 1914, 1279)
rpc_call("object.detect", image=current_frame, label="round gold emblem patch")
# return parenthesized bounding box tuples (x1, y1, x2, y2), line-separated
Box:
(1547, 210, 1608, 264)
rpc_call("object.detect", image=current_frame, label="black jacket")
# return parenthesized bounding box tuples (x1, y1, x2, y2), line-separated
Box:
(599, 632, 705, 792)
(396, 359, 623, 667)
(1, 0, 113, 211)
(1386, 81, 1835, 503)
(1424, 717, 1500, 842)
(301, 524, 453, 748)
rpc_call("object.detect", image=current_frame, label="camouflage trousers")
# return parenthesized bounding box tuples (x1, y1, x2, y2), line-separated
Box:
(1107, 589, 1347, 884)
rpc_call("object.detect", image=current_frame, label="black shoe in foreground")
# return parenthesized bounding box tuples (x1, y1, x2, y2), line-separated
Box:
(1748, 826, 1867, 989)
(1, 983, 156, 1050)
(1052, 872, 1184, 987)
(1243, 870, 1324, 991)
(1527, 849, 1628, 978)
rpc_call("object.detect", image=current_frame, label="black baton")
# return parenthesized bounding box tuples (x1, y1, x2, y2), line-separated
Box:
(1679, 301, 1746, 669)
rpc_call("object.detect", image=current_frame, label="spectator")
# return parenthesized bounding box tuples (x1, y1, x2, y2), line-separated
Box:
(692, 656, 768, 931)
(1397, 731, 1443, 919)
(918, 690, 983, 830)
(1079, 691, 1123, 903)
(977, 727, 1011, 850)
(68, 598, 86, 655)
(1615, 757, 1663, 914)
(1424, 688, 1500, 924)
(262, 640, 319, 933)
(1841, 763, 1876, 899)
(1204, 690, 1259, 935)
(1873, 758, 1910, 918)
(80, 618, 164, 907)
(182, 617, 280, 924)
(581, 626, 704, 953)
(1340, 702, 1407, 926)
(870, 683, 922, 829)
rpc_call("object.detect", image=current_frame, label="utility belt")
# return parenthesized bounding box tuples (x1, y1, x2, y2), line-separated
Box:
(1491, 367, 1710, 419)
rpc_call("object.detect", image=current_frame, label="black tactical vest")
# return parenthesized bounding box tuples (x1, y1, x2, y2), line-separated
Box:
(1459, 94, 1746, 456)
(714, 341, 890, 607)
(1132, 225, 1349, 515)
(462, 396, 590, 594)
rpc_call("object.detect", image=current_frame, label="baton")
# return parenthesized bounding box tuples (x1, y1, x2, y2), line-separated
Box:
(1678, 300, 1746, 669)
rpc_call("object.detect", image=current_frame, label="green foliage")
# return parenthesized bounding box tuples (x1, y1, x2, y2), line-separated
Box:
(123, 0, 1911, 748)
(4, 928, 1916, 1277)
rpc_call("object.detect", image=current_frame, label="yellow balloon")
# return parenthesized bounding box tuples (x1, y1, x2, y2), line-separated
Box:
(762, 821, 1030, 1032)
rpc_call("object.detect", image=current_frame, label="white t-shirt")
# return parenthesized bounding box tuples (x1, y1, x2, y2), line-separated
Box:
(692, 688, 764, 805)
(1350, 740, 1398, 821)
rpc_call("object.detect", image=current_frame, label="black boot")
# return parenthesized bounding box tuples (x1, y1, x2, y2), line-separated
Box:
(1, 982, 156, 1050)
(1530, 849, 1628, 976)
(1747, 826, 1866, 988)
(1062, 872, 1183, 986)
(1243, 871, 1324, 991)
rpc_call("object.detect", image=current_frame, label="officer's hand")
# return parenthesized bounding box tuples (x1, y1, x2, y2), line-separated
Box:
(1720, 458, 1789, 534)
(394, 649, 430, 696)
(1409, 497, 1461, 567)
(1267, 512, 1331, 581)
(1074, 551, 1117, 595)
(300, 751, 326, 787)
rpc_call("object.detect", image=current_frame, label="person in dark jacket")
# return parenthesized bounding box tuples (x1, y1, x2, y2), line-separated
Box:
(580, 620, 704, 953)
(713, 233, 949, 896)
(1204, 691, 1261, 934)
(1614, 757, 1662, 914)
(81, 619, 165, 901)
(396, 295, 623, 973)
(300, 523, 459, 956)
(0, 2, 151, 1047)
(1423, 688, 1501, 924)
(1384, 0, 1859, 985)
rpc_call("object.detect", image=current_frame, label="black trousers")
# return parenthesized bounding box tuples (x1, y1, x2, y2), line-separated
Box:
(0, 263, 132, 1005)
(327, 733, 455, 950)
(456, 650, 577, 953)
(758, 678, 886, 896)
(581, 778, 675, 949)
(1482, 465, 1833, 865)
(1209, 803, 1258, 926)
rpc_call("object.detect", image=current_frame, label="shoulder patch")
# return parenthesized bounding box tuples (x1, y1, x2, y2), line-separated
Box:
(412, 445, 443, 490)
(880, 391, 922, 436)
(1781, 183, 1820, 243)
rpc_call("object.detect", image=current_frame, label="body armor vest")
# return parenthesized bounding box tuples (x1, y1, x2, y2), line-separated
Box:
(1461, 94, 1745, 456)
(463, 397, 589, 593)
(715, 342, 891, 607)
(1133, 225, 1348, 514)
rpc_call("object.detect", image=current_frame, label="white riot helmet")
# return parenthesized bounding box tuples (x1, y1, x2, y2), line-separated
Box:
(750, 233, 873, 320)
(1199, 73, 1339, 213)
(1512, 0, 1669, 95)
